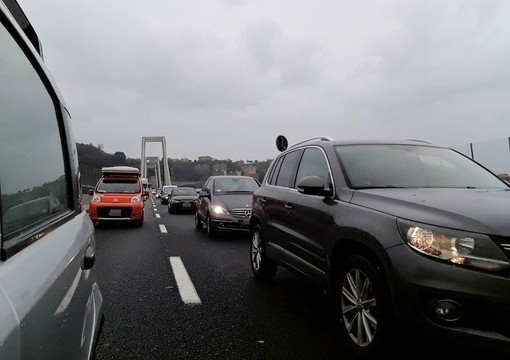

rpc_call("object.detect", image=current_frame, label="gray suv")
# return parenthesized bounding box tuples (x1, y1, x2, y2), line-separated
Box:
(0, 1, 104, 359)
(250, 135, 510, 358)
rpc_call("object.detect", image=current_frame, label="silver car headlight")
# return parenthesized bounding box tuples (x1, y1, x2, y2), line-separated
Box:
(397, 219, 510, 271)
(211, 205, 229, 215)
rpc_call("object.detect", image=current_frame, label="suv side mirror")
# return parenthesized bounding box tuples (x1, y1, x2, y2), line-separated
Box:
(88, 189, 94, 196)
(296, 176, 333, 197)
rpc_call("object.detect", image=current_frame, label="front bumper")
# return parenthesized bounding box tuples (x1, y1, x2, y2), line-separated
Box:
(386, 244, 510, 353)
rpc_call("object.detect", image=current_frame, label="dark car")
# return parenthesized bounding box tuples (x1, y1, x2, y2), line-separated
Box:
(168, 187, 199, 213)
(195, 175, 261, 237)
(160, 185, 177, 205)
(250, 135, 510, 358)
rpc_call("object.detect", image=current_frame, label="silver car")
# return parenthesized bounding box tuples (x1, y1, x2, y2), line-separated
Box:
(0, 1, 104, 359)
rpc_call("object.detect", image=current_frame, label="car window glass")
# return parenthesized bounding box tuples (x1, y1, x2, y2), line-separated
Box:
(336, 144, 507, 189)
(275, 150, 301, 188)
(268, 156, 283, 185)
(97, 178, 140, 193)
(0, 23, 68, 240)
(295, 147, 331, 188)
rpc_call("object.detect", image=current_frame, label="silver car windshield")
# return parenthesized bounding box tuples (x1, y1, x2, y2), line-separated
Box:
(335, 144, 509, 189)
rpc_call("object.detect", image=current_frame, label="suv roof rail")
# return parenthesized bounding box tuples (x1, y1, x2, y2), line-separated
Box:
(406, 138, 434, 144)
(289, 136, 335, 149)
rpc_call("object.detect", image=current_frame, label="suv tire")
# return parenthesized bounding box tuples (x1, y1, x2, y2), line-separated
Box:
(250, 224, 277, 280)
(335, 254, 393, 358)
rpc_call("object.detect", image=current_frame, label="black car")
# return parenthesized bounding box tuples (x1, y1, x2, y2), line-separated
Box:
(168, 187, 199, 213)
(250, 135, 510, 358)
(195, 175, 261, 237)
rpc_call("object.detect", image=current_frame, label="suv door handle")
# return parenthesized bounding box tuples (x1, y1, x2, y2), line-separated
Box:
(84, 245, 96, 270)
(285, 204, 292, 211)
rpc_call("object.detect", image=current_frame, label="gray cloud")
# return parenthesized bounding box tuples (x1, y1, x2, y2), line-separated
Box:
(17, 0, 510, 161)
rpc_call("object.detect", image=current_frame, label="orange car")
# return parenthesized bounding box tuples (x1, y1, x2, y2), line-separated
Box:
(88, 166, 147, 227)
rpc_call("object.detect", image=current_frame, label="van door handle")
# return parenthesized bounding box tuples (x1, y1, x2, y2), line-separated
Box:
(84, 245, 96, 270)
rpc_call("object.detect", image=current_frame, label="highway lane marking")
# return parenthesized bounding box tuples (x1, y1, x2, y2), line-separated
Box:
(159, 224, 167, 233)
(155, 213, 161, 219)
(169, 257, 202, 305)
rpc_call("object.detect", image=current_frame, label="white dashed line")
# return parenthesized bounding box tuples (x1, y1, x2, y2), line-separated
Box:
(155, 213, 161, 219)
(159, 224, 167, 233)
(169, 257, 201, 305)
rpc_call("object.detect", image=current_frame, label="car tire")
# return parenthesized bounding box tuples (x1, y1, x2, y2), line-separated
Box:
(250, 224, 277, 280)
(206, 214, 216, 238)
(195, 211, 203, 230)
(335, 254, 394, 358)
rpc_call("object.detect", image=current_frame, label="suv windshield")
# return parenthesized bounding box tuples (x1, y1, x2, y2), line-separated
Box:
(97, 178, 140, 193)
(336, 144, 509, 189)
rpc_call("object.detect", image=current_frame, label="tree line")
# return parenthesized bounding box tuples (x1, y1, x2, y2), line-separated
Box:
(77, 143, 272, 188)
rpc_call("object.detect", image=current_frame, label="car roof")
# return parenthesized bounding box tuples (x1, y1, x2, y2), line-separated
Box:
(101, 166, 140, 177)
(284, 136, 439, 151)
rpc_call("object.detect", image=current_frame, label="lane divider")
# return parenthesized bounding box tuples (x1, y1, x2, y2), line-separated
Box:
(159, 224, 167, 233)
(169, 256, 202, 305)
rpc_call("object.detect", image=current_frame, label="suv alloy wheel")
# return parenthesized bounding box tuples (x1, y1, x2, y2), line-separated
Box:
(250, 224, 277, 280)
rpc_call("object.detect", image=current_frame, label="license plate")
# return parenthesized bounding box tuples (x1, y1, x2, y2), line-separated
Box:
(109, 209, 121, 216)
(182, 202, 191, 208)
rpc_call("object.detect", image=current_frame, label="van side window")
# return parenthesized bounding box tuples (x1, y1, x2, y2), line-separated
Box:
(0, 21, 68, 241)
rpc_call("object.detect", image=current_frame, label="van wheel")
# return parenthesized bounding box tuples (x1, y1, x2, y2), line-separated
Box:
(335, 254, 394, 358)
(250, 224, 277, 280)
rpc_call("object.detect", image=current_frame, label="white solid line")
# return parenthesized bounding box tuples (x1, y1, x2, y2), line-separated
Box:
(155, 214, 161, 219)
(169, 257, 201, 305)
(159, 224, 167, 233)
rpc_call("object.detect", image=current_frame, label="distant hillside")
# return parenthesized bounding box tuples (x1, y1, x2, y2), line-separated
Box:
(77, 143, 272, 188)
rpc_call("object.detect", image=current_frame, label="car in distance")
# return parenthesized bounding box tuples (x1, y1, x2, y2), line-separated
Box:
(160, 185, 178, 205)
(195, 175, 261, 237)
(167, 187, 199, 214)
(250, 135, 510, 358)
(88, 166, 146, 227)
(0, 1, 104, 358)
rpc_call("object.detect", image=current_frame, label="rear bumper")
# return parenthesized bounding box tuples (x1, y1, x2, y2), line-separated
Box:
(88, 203, 144, 221)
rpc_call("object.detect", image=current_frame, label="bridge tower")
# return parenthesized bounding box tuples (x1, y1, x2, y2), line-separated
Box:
(140, 136, 172, 186)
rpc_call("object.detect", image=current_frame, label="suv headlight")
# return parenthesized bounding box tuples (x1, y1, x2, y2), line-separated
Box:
(131, 196, 141, 202)
(397, 219, 510, 271)
(91, 195, 101, 203)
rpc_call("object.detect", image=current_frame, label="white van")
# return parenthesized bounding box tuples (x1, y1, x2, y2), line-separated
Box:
(0, 1, 104, 358)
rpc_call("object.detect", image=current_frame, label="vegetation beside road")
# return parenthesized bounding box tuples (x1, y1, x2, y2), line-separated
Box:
(77, 143, 272, 188)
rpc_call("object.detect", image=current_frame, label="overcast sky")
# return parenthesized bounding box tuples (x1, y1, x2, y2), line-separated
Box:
(17, 0, 510, 162)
